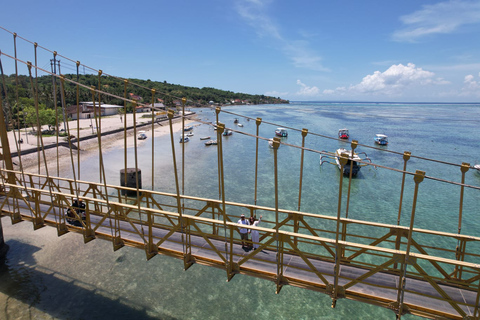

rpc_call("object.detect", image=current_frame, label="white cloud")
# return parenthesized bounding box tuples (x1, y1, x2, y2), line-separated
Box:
(322, 63, 448, 98)
(235, 0, 327, 71)
(461, 73, 480, 96)
(296, 79, 320, 96)
(235, 0, 282, 40)
(393, 0, 480, 42)
(349, 63, 441, 95)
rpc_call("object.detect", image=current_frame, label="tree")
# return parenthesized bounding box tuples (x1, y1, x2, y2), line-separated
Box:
(24, 104, 56, 132)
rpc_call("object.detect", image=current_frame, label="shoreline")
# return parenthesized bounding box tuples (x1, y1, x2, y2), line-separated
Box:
(9, 113, 196, 175)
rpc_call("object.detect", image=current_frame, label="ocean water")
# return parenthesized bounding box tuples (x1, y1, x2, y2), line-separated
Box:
(2, 102, 480, 319)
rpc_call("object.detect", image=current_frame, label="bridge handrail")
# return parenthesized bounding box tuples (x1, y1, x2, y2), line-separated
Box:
(2, 168, 480, 243)
(3, 179, 480, 271)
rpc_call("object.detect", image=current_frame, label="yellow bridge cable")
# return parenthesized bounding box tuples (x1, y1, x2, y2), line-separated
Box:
(2, 25, 478, 172)
(215, 107, 474, 169)
(0, 52, 167, 113)
(2, 48, 478, 191)
(193, 117, 480, 191)
(2, 30, 473, 173)
(0, 27, 188, 103)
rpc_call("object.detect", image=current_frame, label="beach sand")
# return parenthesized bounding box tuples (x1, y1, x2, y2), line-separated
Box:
(7, 112, 197, 174)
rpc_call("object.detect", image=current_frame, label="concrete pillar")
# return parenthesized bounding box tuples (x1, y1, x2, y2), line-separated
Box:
(0, 217, 9, 259)
(120, 168, 142, 197)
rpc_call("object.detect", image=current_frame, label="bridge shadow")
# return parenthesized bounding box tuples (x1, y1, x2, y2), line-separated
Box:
(0, 239, 176, 320)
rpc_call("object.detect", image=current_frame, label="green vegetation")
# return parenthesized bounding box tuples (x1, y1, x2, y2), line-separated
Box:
(1, 74, 289, 129)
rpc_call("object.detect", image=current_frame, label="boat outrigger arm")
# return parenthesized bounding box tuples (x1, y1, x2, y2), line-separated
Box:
(319, 150, 374, 168)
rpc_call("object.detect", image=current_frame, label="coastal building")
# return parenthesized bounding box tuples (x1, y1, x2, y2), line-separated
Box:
(66, 102, 123, 120)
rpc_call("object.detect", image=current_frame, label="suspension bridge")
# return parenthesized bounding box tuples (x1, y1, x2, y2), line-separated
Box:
(1, 27, 480, 320)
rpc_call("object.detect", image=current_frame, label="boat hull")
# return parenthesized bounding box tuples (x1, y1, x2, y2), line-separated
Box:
(335, 149, 361, 176)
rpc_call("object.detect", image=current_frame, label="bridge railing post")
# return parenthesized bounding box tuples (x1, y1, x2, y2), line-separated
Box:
(394, 152, 411, 271)
(395, 170, 425, 318)
(332, 154, 348, 307)
(183, 217, 194, 270)
(272, 137, 284, 293)
(82, 198, 95, 243)
(145, 209, 158, 261)
(254, 117, 262, 207)
(226, 224, 236, 281)
(295, 128, 308, 247)
(453, 162, 470, 280)
(167, 109, 187, 259)
(112, 198, 125, 251)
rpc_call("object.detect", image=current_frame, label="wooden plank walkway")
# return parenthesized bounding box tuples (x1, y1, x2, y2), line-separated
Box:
(2, 198, 478, 319)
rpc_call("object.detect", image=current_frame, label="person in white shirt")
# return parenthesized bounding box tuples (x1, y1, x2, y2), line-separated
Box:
(250, 215, 262, 250)
(237, 214, 250, 248)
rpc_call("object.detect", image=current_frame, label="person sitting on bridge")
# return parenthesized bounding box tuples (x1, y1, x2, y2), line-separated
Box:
(66, 198, 78, 225)
(237, 214, 250, 249)
(67, 198, 86, 226)
(76, 198, 86, 220)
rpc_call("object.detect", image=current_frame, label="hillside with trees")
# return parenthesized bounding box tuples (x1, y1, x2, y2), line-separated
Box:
(1, 74, 289, 129)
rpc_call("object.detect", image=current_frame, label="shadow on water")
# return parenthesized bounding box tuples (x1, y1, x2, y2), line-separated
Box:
(0, 240, 175, 320)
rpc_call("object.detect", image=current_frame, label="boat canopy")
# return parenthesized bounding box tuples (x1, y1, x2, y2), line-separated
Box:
(338, 128, 349, 139)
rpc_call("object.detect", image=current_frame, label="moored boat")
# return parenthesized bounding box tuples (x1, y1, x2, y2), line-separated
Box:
(137, 131, 147, 140)
(338, 128, 349, 139)
(200, 136, 211, 140)
(275, 128, 288, 137)
(320, 148, 372, 177)
(205, 139, 217, 146)
(223, 129, 233, 136)
(268, 138, 274, 148)
(184, 126, 193, 131)
(374, 134, 388, 145)
(179, 136, 190, 143)
(335, 149, 364, 176)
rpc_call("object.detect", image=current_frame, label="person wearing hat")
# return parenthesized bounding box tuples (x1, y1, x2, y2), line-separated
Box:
(77, 198, 86, 220)
(237, 214, 250, 248)
(66, 198, 78, 225)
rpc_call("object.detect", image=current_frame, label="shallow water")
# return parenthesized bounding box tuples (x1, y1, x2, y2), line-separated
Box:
(2, 102, 480, 319)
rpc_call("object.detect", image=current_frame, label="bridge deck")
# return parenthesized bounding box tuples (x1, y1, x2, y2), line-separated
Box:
(2, 198, 477, 320)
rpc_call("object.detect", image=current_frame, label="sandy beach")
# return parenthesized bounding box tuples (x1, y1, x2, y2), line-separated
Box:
(7, 112, 196, 174)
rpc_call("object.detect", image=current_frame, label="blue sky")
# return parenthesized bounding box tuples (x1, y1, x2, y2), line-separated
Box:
(1, 0, 480, 102)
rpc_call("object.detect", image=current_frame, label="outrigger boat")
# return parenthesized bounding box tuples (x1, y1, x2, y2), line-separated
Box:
(374, 134, 388, 145)
(474, 164, 480, 173)
(179, 136, 190, 143)
(200, 136, 211, 140)
(205, 139, 217, 146)
(184, 125, 193, 131)
(268, 138, 280, 149)
(338, 128, 349, 139)
(320, 148, 372, 176)
(275, 128, 288, 137)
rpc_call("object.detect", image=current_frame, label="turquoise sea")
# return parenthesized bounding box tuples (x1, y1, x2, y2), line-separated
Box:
(2, 101, 480, 319)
